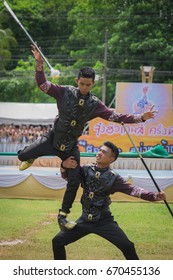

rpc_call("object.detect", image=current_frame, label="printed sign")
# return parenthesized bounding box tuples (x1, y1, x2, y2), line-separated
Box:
(78, 83, 173, 154)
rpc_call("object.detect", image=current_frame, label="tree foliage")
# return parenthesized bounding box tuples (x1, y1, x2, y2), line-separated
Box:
(0, 27, 17, 70)
(0, 0, 172, 103)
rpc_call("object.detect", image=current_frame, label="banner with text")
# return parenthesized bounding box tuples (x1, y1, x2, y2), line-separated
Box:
(78, 83, 173, 154)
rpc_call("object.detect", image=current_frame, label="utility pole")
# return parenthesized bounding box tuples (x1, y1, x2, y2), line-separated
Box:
(102, 30, 108, 104)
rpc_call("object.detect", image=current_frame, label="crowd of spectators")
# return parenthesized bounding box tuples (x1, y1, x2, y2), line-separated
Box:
(0, 123, 52, 152)
(0, 123, 89, 153)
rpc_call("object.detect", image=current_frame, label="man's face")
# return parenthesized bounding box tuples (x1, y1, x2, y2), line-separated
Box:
(96, 145, 115, 165)
(76, 77, 95, 95)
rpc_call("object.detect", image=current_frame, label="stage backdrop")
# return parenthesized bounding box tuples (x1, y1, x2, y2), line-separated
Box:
(78, 83, 173, 154)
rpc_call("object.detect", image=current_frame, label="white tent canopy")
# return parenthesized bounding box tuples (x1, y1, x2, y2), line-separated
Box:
(0, 102, 58, 125)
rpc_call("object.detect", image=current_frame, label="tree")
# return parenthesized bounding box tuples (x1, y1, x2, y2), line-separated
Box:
(0, 28, 17, 71)
(0, 0, 76, 69)
(108, 0, 173, 83)
(0, 0, 172, 103)
(67, 0, 173, 84)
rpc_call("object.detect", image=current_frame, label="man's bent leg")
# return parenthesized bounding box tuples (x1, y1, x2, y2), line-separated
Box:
(58, 166, 81, 230)
(62, 166, 81, 212)
(52, 224, 87, 260)
(58, 148, 80, 230)
(18, 131, 57, 170)
(94, 220, 139, 260)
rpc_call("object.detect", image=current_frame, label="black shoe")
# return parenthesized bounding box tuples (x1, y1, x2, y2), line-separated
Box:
(58, 211, 76, 230)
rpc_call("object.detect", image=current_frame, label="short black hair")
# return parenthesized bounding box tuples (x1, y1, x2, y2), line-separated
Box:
(103, 141, 119, 161)
(78, 66, 95, 81)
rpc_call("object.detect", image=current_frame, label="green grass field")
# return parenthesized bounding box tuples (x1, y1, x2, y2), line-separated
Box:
(0, 198, 172, 260)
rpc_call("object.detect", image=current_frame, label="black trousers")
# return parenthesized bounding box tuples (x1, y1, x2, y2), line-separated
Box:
(52, 217, 139, 260)
(18, 130, 80, 213)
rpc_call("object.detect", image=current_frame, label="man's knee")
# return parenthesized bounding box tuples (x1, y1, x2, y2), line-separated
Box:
(18, 149, 24, 161)
(52, 236, 57, 248)
(18, 149, 28, 161)
(52, 234, 64, 247)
